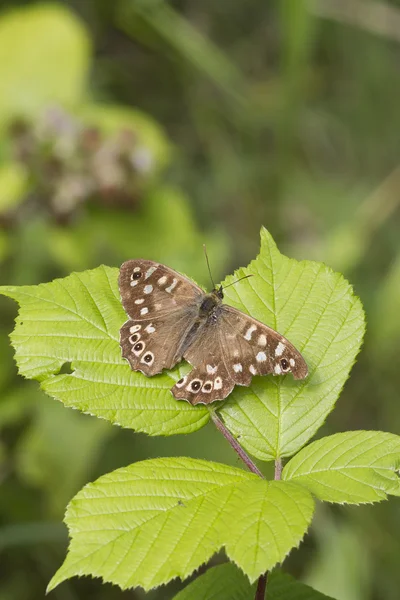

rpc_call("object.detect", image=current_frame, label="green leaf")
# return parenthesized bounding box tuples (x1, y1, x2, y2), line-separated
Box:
(47, 458, 314, 591)
(0, 4, 90, 126)
(0, 265, 209, 436)
(219, 227, 365, 461)
(282, 431, 400, 503)
(174, 563, 337, 600)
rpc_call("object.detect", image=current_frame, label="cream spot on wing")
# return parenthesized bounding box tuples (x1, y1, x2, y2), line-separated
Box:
(202, 381, 213, 393)
(165, 278, 178, 293)
(158, 276, 167, 285)
(175, 376, 187, 388)
(206, 365, 217, 374)
(258, 334, 267, 347)
(289, 358, 295, 367)
(145, 324, 156, 334)
(249, 365, 257, 375)
(188, 379, 202, 392)
(134, 298, 145, 304)
(233, 363, 243, 373)
(256, 351, 267, 362)
(132, 341, 145, 356)
(214, 377, 223, 390)
(129, 333, 140, 344)
(133, 267, 141, 272)
(244, 325, 257, 341)
(140, 307, 149, 315)
(274, 363, 282, 374)
(141, 351, 154, 366)
(144, 285, 153, 294)
(233, 349, 239, 357)
(130, 280, 138, 287)
(129, 324, 141, 333)
(145, 266, 157, 279)
(275, 341, 285, 356)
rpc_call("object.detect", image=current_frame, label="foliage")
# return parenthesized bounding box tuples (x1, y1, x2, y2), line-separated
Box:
(3, 227, 399, 598)
(1, 0, 400, 599)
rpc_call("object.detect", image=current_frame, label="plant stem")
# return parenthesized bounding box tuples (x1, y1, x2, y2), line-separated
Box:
(274, 457, 282, 481)
(254, 458, 283, 600)
(210, 411, 264, 478)
(255, 573, 268, 600)
(211, 412, 284, 600)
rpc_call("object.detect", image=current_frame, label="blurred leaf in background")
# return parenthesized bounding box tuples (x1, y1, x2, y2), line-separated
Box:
(0, 0, 400, 599)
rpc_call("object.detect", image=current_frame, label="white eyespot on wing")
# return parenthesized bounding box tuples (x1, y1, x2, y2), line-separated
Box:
(145, 324, 155, 334)
(274, 363, 282, 375)
(187, 379, 202, 392)
(130, 280, 138, 287)
(233, 363, 243, 373)
(214, 377, 223, 390)
(175, 376, 187, 388)
(258, 334, 267, 347)
(206, 364, 217, 374)
(134, 298, 145, 305)
(256, 351, 267, 362)
(144, 266, 158, 279)
(249, 365, 257, 375)
(158, 276, 167, 285)
(289, 358, 295, 367)
(129, 333, 140, 344)
(140, 307, 149, 316)
(244, 325, 257, 340)
(275, 342, 286, 357)
(202, 381, 213, 393)
(165, 278, 178, 293)
(141, 351, 154, 366)
(129, 324, 141, 333)
(144, 285, 153, 294)
(132, 341, 145, 356)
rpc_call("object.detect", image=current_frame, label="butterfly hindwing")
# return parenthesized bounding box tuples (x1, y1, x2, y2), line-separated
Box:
(172, 361, 234, 405)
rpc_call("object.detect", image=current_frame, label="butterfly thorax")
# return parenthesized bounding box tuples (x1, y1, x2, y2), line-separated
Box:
(199, 287, 224, 320)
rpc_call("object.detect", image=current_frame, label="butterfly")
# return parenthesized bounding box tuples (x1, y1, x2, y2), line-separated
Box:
(119, 260, 308, 405)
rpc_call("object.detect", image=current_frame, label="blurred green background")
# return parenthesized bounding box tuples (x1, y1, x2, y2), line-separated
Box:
(0, 1, 399, 599)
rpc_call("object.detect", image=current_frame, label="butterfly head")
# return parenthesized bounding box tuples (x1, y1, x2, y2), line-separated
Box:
(214, 285, 224, 300)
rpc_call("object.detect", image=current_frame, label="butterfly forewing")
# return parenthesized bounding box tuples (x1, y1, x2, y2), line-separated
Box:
(219, 305, 308, 381)
(119, 260, 202, 375)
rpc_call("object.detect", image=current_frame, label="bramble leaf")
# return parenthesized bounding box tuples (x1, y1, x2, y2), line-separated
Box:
(0, 266, 208, 435)
(47, 458, 314, 591)
(282, 431, 400, 503)
(174, 563, 336, 600)
(219, 227, 365, 460)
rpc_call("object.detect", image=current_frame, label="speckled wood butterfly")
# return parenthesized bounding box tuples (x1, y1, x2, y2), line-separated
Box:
(119, 260, 308, 405)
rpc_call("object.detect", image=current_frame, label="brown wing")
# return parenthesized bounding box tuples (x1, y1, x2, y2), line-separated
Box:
(219, 305, 308, 381)
(119, 260, 203, 375)
(171, 303, 307, 405)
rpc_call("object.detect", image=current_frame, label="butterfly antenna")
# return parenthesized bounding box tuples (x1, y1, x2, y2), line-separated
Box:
(222, 274, 253, 290)
(203, 244, 216, 289)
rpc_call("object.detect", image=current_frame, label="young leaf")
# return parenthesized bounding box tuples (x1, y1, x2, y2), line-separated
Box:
(219, 227, 365, 461)
(0, 266, 209, 435)
(282, 431, 400, 503)
(47, 458, 314, 591)
(174, 563, 337, 600)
